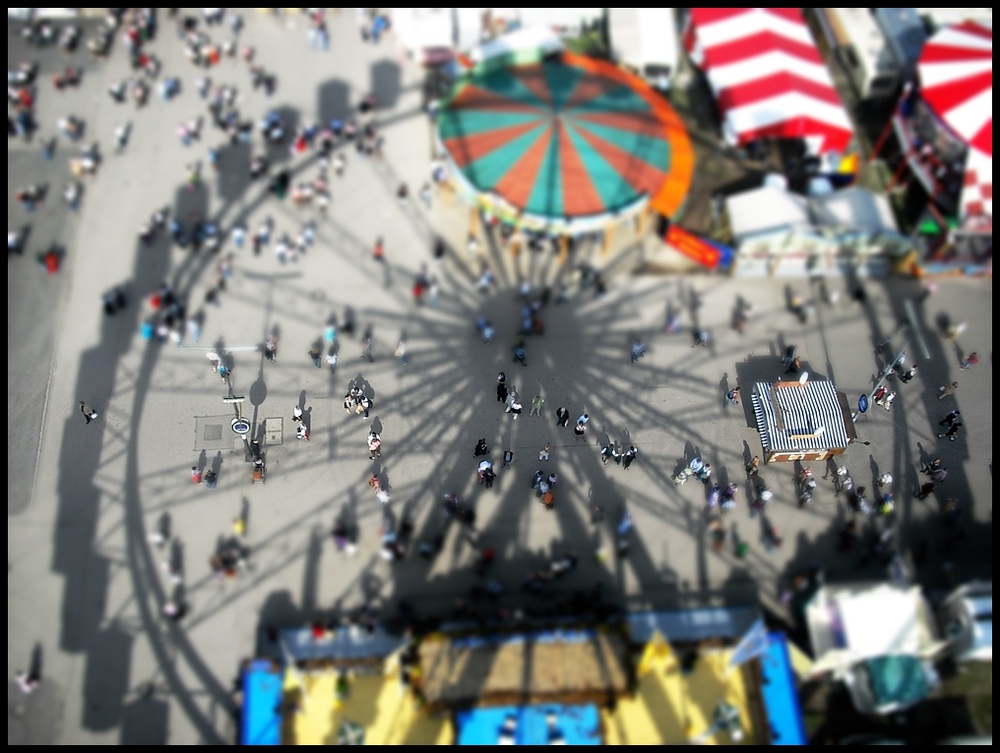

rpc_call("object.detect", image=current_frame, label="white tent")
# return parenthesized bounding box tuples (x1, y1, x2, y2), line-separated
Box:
(806, 583, 939, 676)
(727, 184, 905, 277)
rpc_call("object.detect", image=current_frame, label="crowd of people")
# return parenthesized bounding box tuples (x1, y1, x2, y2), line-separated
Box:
(10, 10, 983, 647)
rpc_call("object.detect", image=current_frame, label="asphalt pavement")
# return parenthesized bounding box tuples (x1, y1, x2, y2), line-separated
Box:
(7, 10, 993, 744)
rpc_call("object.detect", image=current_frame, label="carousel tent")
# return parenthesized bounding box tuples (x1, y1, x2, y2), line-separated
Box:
(918, 19, 993, 229)
(685, 7, 853, 154)
(436, 49, 693, 234)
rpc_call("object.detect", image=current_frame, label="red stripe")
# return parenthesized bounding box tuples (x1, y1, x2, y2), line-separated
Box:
(569, 110, 666, 139)
(703, 30, 823, 67)
(716, 72, 842, 111)
(451, 84, 544, 114)
(690, 8, 806, 35)
(921, 42, 994, 63)
(734, 118, 852, 153)
(953, 19, 994, 41)
(765, 7, 806, 24)
(689, 8, 749, 26)
(571, 122, 667, 196)
(556, 120, 605, 215)
(562, 72, 628, 112)
(511, 65, 554, 108)
(492, 125, 553, 210)
(970, 122, 993, 157)
(443, 120, 544, 169)
(922, 70, 993, 118)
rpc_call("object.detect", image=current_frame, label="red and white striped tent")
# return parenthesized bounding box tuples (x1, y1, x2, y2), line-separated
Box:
(918, 20, 992, 227)
(684, 8, 853, 154)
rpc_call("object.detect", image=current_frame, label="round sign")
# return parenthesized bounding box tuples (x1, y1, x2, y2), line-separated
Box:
(232, 418, 250, 435)
(858, 394, 869, 413)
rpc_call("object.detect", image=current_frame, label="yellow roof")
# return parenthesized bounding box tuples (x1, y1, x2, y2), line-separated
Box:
(282, 666, 453, 745)
(603, 634, 761, 745)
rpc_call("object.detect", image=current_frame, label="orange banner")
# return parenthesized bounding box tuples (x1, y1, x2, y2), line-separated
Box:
(665, 225, 720, 269)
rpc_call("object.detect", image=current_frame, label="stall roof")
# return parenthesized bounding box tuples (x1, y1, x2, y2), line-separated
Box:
(727, 186, 810, 243)
(277, 624, 405, 664)
(627, 606, 760, 644)
(752, 379, 853, 453)
(456, 704, 601, 745)
(241, 660, 283, 746)
(806, 583, 939, 672)
(603, 641, 761, 744)
(760, 633, 808, 746)
(418, 628, 629, 709)
(685, 8, 853, 153)
(809, 186, 899, 234)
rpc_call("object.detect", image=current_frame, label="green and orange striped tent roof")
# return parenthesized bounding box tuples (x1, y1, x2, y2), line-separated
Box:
(437, 51, 693, 221)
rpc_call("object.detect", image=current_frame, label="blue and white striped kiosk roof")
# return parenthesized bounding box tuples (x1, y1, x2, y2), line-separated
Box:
(752, 379, 853, 453)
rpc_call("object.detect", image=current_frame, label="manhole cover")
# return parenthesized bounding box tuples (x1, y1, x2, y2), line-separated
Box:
(265, 417, 283, 445)
(195, 416, 239, 451)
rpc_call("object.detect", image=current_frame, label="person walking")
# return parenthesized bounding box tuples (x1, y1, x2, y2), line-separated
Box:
(264, 335, 278, 363)
(326, 351, 338, 373)
(204, 469, 218, 489)
(938, 381, 958, 400)
(530, 394, 544, 417)
(538, 444, 550, 462)
(630, 339, 646, 363)
(623, 444, 638, 470)
(190, 465, 202, 484)
(727, 387, 740, 405)
(496, 372, 508, 403)
(556, 406, 569, 427)
(296, 423, 310, 441)
(921, 457, 943, 476)
(367, 431, 382, 460)
(512, 343, 527, 367)
(292, 405, 303, 423)
(573, 418, 587, 440)
(372, 237, 384, 262)
(878, 390, 897, 411)
(508, 398, 523, 420)
(939, 410, 961, 427)
(360, 332, 373, 362)
(502, 449, 513, 468)
(308, 345, 322, 367)
(960, 352, 979, 370)
(938, 422, 963, 441)
(600, 441, 614, 465)
(576, 413, 589, 429)
(394, 338, 408, 366)
(473, 438, 489, 457)
(79, 401, 98, 424)
(914, 481, 935, 500)
(746, 455, 760, 477)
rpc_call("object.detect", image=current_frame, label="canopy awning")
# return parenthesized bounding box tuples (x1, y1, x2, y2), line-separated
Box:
(918, 20, 992, 158)
(685, 8, 853, 154)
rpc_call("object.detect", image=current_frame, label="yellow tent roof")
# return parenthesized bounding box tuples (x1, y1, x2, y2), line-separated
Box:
(603, 634, 761, 745)
(282, 666, 453, 745)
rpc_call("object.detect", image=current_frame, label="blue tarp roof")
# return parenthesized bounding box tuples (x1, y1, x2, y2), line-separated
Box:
(278, 625, 406, 663)
(759, 632, 807, 746)
(456, 704, 601, 746)
(627, 606, 759, 643)
(241, 660, 283, 746)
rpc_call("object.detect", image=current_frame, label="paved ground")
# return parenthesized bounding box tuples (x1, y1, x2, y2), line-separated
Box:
(8, 10, 993, 745)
